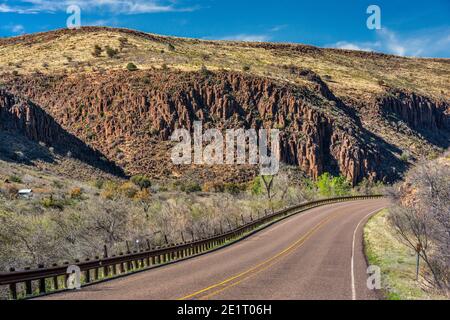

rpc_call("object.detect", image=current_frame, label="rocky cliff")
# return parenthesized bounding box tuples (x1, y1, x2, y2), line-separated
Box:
(0, 88, 122, 176)
(377, 90, 449, 142)
(2, 69, 437, 185)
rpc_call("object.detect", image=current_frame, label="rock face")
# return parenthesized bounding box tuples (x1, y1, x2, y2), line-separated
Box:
(0, 88, 123, 175)
(2, 70, 449, 184)
(378, 90, 449, 136)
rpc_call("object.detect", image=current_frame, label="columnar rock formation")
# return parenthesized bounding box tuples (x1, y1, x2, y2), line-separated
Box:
(1, 69, 449, 184)
(0, 88, 122, 175)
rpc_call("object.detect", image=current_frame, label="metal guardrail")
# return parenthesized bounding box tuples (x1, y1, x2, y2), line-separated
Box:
(0, 195, 383, 299)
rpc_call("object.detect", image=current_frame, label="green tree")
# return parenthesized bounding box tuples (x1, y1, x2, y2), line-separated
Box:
(250, 176, 263, 195)
(316, 173, 351, 197)
(331, 175, 351, 196)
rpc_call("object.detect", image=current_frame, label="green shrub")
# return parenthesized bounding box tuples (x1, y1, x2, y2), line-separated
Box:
(40, 196, 66, 210)
(224, 183, 244, 195)
(131, 175, 151, 190)
(181, 181, 202, 193)
(167, 43, 175, 51)
(242, 65, 251, 72)
(106, 46, 119, 58)
(126, 62, 138, 71)
(9, 175, 22, 183)
(250, 177, 263, 195)
(92, 45, 102, 57)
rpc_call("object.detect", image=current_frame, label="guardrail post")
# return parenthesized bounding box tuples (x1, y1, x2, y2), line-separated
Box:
(53, 276, 59, 290)
(38, 264, 46, 294)
(8, 268, 17, 300)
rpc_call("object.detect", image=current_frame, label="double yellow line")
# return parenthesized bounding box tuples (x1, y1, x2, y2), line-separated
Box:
(178, 213, 338, 300)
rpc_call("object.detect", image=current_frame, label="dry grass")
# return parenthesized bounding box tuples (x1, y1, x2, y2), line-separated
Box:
(1, 27, 448, 101)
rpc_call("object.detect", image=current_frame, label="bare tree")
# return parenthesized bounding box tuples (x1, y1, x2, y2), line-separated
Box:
(388, 155, 450, 295)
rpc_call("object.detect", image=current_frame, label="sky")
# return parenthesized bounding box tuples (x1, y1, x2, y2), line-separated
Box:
(0, 0, 449, 58)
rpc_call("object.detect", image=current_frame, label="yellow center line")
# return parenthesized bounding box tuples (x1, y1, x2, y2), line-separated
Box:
(177, 212, 339, 300)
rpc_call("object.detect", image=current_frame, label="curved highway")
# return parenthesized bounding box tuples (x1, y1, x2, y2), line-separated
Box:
(40, 199, 388, 300)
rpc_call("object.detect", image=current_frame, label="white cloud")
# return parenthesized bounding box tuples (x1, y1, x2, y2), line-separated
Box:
(218, 34, 271, 42)
(329, 27, 450, 58)
(11, 24, 25, 33)
(1, 23, 26, 34)
(269, 25, 288, 33)
(0, 0, 195, 15)
(333, 41, 374, 52)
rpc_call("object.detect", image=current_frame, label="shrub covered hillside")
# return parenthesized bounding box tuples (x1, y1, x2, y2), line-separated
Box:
(0, 159, 383, 277)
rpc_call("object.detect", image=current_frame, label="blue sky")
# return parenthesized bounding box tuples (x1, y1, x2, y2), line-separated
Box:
(1, 0, 449, 57)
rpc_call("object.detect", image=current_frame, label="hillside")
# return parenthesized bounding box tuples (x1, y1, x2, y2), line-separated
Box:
(0, 27, 449, 184)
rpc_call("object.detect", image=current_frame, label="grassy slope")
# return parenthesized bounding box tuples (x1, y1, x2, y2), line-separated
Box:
(364, 210, 447, 300)
(0, 27, 449, 102)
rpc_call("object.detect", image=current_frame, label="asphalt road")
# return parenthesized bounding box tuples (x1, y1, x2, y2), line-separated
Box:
(41, 199, 388, 300)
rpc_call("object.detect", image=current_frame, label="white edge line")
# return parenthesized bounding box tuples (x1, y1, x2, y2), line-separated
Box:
(351, 207, 385, 301)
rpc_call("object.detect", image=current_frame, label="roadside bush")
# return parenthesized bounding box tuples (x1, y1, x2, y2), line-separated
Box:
(130, 175, 151, 190)
(316, 173, 351, 197)
(181, 181, 202, 193)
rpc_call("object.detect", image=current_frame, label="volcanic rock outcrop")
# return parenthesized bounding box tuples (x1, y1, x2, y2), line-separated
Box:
(1, 69, 448, 184)
(0, 88, 122, 175)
